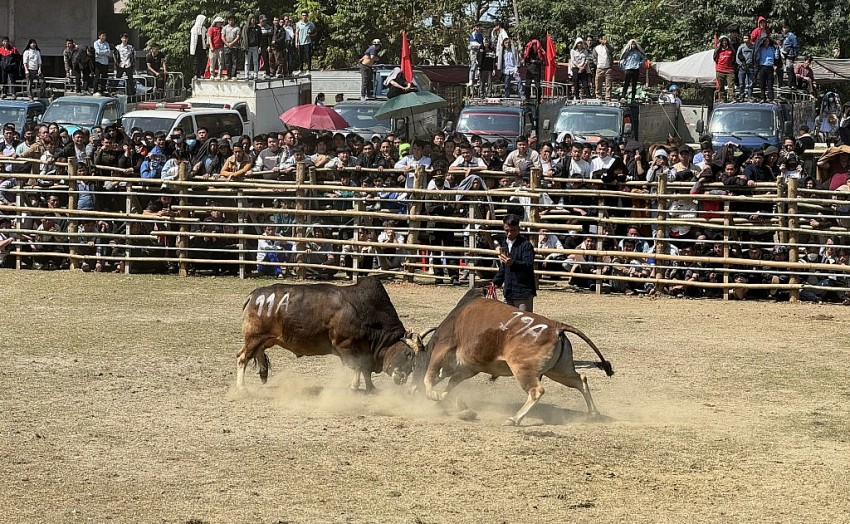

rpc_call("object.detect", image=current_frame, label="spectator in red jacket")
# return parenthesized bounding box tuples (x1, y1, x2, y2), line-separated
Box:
(714, 35, 735, 103)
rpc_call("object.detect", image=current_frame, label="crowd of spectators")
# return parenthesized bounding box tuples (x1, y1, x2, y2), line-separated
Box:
(1, 109, 850, 302)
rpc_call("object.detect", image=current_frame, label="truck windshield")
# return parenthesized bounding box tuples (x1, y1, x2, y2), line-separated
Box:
(708, 108, 776, 136)
(553, 109, 621, 137)
(0, 107, 24, 125)
(334, 105, 390, 133)
(42, 101, 100, 127)
(456, 111, 520, 135)
(121, 116, 177, 134)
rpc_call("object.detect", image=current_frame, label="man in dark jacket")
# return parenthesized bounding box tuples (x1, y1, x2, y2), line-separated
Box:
(493, 213, 537, 311)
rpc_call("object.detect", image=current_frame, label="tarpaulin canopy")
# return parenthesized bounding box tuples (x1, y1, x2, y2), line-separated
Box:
(653, 49, 850, 85)
(653, 50, 716, 87)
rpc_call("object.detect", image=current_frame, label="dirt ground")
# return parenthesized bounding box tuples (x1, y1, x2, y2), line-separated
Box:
(1, 271, 849, 523)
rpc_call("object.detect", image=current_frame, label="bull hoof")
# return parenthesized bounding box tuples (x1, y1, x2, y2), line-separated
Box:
(456, 409, 478, 421)
(506, 416, 521, 426)
(427, 390, 445, 401)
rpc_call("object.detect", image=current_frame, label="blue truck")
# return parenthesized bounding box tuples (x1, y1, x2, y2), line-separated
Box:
(0, 100, 48, 131)
(698, 99, 816, 150)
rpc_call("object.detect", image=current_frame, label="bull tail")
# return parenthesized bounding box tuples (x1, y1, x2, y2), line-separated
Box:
(558, 326, 614, 377)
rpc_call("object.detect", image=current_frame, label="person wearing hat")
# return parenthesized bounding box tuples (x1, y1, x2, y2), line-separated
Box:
(360, 38, 381, 100)
(660, 84, 682, 107)
(207, 16, 225, 79)
(646, 147, 675, 186)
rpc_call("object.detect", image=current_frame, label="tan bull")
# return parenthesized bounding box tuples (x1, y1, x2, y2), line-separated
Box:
(413, 291, 614, 425)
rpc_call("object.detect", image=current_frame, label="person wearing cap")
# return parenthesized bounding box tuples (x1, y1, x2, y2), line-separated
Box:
(360, 39, 381, 100)
(207, 16, 225, 79)
(660, 84, 682, 107)
(645, 147, 675, 185)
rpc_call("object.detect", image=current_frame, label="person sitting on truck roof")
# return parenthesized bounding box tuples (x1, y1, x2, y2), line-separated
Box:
(502, 135, 540, 176)
(794, 56, 816, 94)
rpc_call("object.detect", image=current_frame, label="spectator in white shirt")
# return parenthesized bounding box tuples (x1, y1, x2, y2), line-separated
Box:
(589, 139, 615, 177)
(394, 141, 432, 187)
(22, 39, 42, 100)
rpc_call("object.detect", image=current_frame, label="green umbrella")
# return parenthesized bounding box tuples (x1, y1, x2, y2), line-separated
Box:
(373, 91, 448, 120)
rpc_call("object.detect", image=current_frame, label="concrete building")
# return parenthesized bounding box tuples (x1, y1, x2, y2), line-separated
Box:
(0, 0, 133, 76)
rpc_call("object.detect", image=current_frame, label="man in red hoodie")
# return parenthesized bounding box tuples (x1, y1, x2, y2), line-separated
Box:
(714, 35, 735, 103)
(750, 16, 769, 42)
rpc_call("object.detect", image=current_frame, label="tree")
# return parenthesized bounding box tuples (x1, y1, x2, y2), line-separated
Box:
(123, 0, 295, 76)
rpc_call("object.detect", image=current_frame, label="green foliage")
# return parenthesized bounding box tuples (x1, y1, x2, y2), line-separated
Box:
(124, 0, 850, 77)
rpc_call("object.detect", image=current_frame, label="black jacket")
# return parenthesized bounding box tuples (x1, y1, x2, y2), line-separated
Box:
(493, 234, 536, 299)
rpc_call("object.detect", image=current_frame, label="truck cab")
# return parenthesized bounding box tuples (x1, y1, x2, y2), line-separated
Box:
(701, 100, 816, 150)
(40, 96, 124, 134)
(455, 99, 535, 148)
(551, 100, 631, 146)
(121, 103, 247, 138)
(0, 100, 47, 131)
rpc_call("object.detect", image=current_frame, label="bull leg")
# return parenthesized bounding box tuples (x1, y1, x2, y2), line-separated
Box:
(361, 370, 376, 393)
(507, 372, 546, 426)
(236, 337, 272, 388)
(544, 371, 599, 416)
(349, 370, 362, 390)
(439, 368, 477, 402)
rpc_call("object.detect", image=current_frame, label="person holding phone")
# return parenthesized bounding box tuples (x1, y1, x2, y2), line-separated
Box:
(493, 214, 536, 312)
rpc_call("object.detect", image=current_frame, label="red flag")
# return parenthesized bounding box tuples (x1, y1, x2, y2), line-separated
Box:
(401, 31, 414, 87)
(544, 33, 557, 97)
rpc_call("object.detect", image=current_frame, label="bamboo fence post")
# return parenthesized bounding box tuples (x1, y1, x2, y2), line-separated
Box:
(776, 178, 787, 245)
(529, 167, 542, 291)
(177, 161, 189, 277)
(123, 183, 132, 274)
(352, 197, 365, 283)
(654, 174, 667, 294)
(595, 194, 606, 295)
(404, 165, 425, 283)
(14, 186, 21, 269)
(722, 199, 731, 300)
(67, 160, 78, 270)
(308, 165, 318, 210)
(787, 178, 800, 302)
(467, 204, 476, 289)
(295, 161, 307, 280)
(237, 189, 246, 279)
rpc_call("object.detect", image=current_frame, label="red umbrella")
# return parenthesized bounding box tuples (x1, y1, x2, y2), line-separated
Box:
(279, 104, 350, 130)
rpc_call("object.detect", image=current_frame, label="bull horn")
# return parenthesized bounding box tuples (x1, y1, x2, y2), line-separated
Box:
(418, 327, 437, 340)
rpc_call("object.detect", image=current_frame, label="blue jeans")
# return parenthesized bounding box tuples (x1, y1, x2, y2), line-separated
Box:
(738, 68, 753, 98)
(502, 72, 523, 98)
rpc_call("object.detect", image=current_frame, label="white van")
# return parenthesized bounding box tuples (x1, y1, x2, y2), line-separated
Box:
(121, 103, 248, 138)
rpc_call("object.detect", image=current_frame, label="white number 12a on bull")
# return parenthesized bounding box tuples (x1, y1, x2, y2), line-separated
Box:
(499, 311, 548, 341)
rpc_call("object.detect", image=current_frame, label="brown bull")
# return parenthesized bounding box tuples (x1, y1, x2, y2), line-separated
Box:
(237, 277, 427, 390)
(412, 289, 614, 425)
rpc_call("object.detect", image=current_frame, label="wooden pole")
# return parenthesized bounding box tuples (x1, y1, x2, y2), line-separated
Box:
(404, 165, 425, 283)
(722, 200, 731, 301)
(177, 161, 189, 277)
(352, 196, 365, 283)
(595, 194, 605, 294)
(123, 183, 132, 274)
(237, 189, 246, 279)
(308, 165, 318, 210)
(467, 204, 476, 288)
(529, 167, 542, 291)
(787, 177, 800, 303)
(294, 161, 307, 280)
(66, 160, 78, 270)
(654, 174, 667, 295)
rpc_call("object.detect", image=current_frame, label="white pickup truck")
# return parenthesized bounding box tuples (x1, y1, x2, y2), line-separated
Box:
(187, 76, 311, 135)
